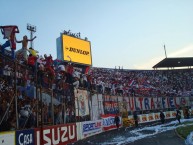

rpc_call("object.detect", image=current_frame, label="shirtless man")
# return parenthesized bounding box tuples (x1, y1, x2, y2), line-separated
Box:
(16, 35, 36, 60)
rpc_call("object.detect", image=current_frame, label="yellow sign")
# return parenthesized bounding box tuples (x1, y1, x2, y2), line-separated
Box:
(62, 35, 92, 65)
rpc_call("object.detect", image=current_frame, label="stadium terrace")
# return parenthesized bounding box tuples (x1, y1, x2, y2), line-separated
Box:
(0, 25, 192, 145)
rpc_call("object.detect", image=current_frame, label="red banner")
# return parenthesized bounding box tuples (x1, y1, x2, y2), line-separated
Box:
(35, 123, 77, 145)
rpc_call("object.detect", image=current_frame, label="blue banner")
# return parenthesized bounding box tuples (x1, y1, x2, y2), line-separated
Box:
(82, 120, 103, 138)
(16, 129, 34, 145)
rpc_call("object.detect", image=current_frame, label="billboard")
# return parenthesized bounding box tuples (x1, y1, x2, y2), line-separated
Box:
(16, 129, 34, 145)
(81, 120, 103, 138)
(35, 123, 77, 145)
(62, 35, 92, 65)
(0, 131, 15, 145)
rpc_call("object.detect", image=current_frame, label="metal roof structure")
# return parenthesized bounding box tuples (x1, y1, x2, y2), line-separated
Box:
(152, 57, 193, 68)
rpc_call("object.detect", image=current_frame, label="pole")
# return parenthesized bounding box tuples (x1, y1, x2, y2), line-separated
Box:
(0, 96, 15, 125)
(51, 89, 54, 125)
(35, 60, 39, 127)
(97, 93, 100, 119)
(63, 95, 66, 123)
(73, 87, 77, 123)
(76, 89, 80, 122)
(88, 91, 91, 120)
(14, 61, 19, 129)
(103, 93, 106, 115)
(164, 44, 167, 58)
(90, 91, 93, 121)
(36, 88, 39, 127)
(40, 87, 43, 145)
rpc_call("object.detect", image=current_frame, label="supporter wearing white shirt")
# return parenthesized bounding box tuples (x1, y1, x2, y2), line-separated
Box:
(82, 74, 88, 88)
(73, 77, 79, 89)
(73, 69, 81, 79)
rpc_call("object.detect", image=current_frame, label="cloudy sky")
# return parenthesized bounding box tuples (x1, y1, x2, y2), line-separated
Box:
(0, 0, 193, 69)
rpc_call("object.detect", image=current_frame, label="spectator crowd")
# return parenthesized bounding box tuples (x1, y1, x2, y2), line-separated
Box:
(0, 25, 193, 132)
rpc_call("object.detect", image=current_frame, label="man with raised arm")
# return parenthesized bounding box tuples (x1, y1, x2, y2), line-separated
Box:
(16, 35, 37, 61)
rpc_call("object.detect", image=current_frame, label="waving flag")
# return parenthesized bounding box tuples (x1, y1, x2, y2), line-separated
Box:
(0, 25, 19, 39)
(129, 80, 134, 86)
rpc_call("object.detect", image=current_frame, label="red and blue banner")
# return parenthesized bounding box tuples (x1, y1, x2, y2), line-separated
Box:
(101, 114, 122, 131)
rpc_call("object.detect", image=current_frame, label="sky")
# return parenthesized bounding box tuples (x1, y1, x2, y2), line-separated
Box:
(0, 0, 193, 70)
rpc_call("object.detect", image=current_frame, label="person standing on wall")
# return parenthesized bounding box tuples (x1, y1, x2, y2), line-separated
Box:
(160, 110, 165, 124)
(16, 35, 37, 61)
(133, 111, 138, 127)
(114, 114, 120, 129)
(176, 109, 181, 124)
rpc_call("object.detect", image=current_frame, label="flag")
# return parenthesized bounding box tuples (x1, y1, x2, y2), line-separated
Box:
(129, 80, 134, 86)
(0, 25, 19, 39)
(82, 66, 90, 74)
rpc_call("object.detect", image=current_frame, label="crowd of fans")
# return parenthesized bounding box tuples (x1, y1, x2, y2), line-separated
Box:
(90, 67, 193, 97)
(0, 51, 88, 131)
(1, 47, 193, 132)
(0, 27, 193, 131)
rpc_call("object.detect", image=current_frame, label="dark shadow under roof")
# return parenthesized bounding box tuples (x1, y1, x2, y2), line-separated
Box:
(153, 57, 193, 68)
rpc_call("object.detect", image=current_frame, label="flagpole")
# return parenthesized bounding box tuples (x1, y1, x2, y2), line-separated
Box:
(163, 44, 167, 58)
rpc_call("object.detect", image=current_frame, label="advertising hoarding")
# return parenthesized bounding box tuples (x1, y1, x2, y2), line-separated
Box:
(0, 131, 15, 145)
(16, 129, 34, 145)
(62, 35, 92, 65)
(35, 124, 77, 145)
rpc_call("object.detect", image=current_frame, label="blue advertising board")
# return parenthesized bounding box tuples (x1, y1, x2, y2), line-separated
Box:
(16, 129, 34, 145)
(82, 120, 103, 138)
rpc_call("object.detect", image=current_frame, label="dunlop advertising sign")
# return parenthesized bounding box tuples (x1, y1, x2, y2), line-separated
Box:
(62, 35, 92, 65)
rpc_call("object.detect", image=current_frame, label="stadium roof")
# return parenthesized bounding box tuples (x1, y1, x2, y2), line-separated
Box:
(152, 57, 193, 68)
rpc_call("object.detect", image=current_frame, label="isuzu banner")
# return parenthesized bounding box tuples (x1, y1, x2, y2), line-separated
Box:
(62, 35, 92, 65)
(81, 120, 103, 138)
(101, 114, 122, 131)
(35, 123, 77, 145)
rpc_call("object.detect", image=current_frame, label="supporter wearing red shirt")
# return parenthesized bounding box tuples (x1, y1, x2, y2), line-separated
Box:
(66, 63, 74, 84)
(44, 54, 55, 78)
(28, 54, 37, 71)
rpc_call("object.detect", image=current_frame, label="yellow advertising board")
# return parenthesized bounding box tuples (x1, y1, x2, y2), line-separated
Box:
(62, 35, 92, 65)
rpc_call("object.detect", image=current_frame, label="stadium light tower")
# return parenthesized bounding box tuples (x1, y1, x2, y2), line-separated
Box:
(27, 23, 36, 48)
